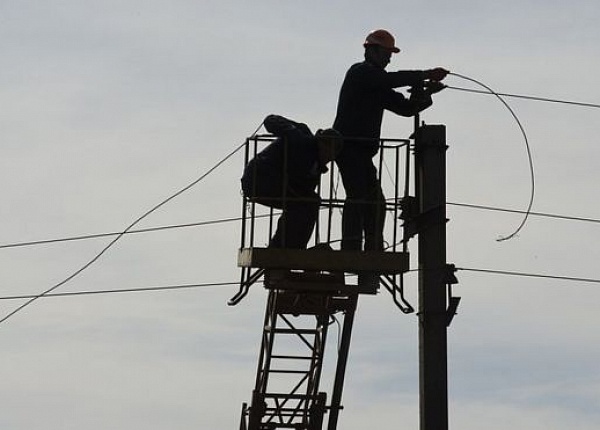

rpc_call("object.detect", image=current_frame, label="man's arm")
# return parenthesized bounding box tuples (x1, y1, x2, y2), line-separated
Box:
(385, 69, 427, 89)
(353, 63, 422, 91)
(384, 80, 447, 117)
(387, 67, 448, 87)
(382, 90, 431, 117)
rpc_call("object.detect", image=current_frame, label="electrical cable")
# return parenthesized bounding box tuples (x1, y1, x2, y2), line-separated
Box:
(446, 85, 600, 109)
(396, 266, 600, 285)
(3, 195, 596, 256)
(449, 72, 535, 242)
(3, 196, 599, 253)
(0, 281, 238, 301)
(455, 267, 600, 285)
(447, 201, 600, 225)
(0, 121, 264, 326)
(0, 214, 272, 250)
(0, 217, 244, 250)
(2, 264, 600, 303)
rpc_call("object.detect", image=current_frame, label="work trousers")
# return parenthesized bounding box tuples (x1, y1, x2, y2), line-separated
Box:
(241, 174, 320, 249)
(336, 149, 385, 251)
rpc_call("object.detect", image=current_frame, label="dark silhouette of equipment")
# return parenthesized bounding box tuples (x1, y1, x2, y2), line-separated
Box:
(231, 125, 457, 430)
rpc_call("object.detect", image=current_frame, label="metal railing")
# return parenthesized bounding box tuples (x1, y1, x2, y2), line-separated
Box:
(239, 135, 412, 252)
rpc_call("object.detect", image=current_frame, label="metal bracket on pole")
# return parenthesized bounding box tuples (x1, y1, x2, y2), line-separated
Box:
(444, 264, 459, 285)
(445, 264, 460, 327)
(400, 201, 449, 238)
(446, 296, 461, 327)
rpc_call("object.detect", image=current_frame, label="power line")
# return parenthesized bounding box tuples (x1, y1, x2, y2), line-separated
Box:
(0, 121, 264, 326)
(446, 85, 600, 109)
(1, 265, 599, 304)
(1, 202, 599, 252)
(456, 267, 600, 285)
(0, 217, 245, 250)
(447, 202, 600, 224)
(0, 281, 238, 301)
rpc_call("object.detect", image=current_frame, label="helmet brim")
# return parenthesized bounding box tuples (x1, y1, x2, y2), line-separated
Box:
(363, 42, 400, 53)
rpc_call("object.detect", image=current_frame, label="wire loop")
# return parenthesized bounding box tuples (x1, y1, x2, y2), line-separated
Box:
(449, 72, 535, 242)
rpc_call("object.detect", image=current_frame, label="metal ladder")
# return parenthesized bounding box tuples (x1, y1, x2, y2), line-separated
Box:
(239, 271, 358, 430)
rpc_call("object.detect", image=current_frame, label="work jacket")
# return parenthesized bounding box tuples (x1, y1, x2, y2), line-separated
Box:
(242, 115, 323, 198)
(333, 60, 432, 155)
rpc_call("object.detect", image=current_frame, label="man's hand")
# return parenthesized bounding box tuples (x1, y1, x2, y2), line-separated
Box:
(425, 81, 446, 95)
(425, 67, 449, 82)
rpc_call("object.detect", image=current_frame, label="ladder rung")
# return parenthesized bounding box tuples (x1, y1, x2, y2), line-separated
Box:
(266, 327, 320, 335)
(269, 369, 311, 374)
(264, 407, 311, 413)
(260, 423, 303, 429)
(271, 354, 313, 360)
(263, 393, 322, 400)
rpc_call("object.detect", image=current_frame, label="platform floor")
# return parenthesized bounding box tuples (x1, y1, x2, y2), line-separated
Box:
(238, 247, 409, 274)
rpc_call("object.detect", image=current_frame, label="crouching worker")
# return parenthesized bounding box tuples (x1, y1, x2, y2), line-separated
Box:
(241, 114, 342, 249)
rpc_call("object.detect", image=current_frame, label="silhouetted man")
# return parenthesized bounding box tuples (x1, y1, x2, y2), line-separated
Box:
(241, 114, 341, 249)
(334, 29, 448, 251)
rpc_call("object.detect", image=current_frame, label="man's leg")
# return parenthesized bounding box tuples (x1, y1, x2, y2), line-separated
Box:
(363, 180, 386, 251)
(337, 151, 370, 251)
(270, 192, 320, 249)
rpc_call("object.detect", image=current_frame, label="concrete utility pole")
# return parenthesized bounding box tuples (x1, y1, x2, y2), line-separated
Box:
(415, 124, 448, 430)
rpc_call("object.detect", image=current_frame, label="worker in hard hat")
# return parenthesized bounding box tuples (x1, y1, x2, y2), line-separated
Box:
(333, 29, 448, 251)
(241, 114, 342, 249)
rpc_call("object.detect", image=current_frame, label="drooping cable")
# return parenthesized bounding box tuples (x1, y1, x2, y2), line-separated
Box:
(449, 72, 535, 242)
(0, 121, 264, 326)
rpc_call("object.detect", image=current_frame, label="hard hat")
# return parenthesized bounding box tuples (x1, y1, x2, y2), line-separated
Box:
(363, 29, 400, 53)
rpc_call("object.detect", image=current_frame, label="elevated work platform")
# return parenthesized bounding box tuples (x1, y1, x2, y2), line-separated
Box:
(238, 247, 409, 274)
(234, 134, 416, 430)
(231, 246, 412, 303)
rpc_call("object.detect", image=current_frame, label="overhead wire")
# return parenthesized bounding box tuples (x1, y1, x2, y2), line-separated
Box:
(0, 281, 238, 301)
(446, 85, 600, 109)
(1, 265, 600, 303)
(3, 82, 599, 316)
(448, 72, 535, 242)
(0, 215, 272, 250)
(2, 197, 599, 253)
(0, 217, 244, 250)
(4, 78, 600, 254)
(0, 121, 265, 326)
(447, 201, 600, 225)
(398, 267, 600, 285)
(455, 267, 600, 285)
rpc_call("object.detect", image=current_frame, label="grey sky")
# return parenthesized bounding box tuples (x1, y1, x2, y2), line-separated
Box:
(1, 1, 600, 429)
